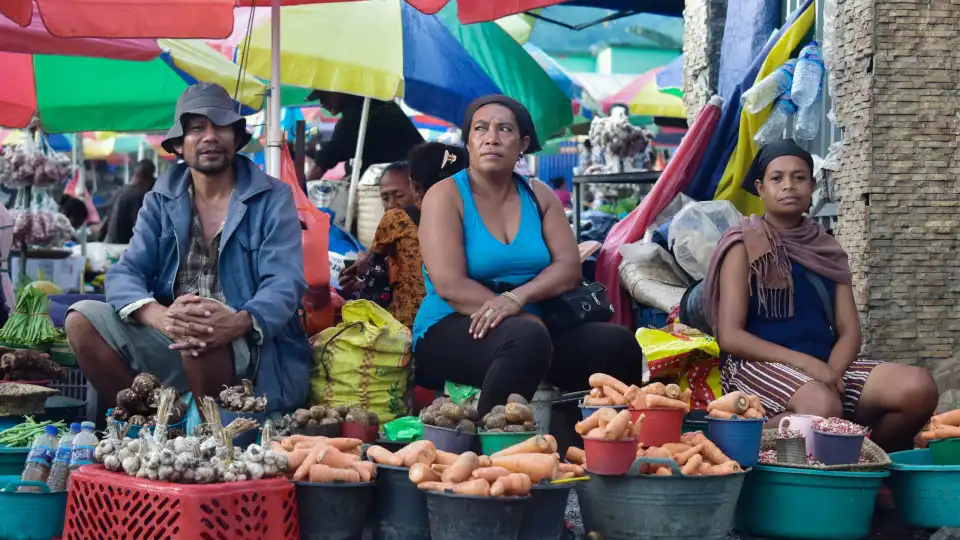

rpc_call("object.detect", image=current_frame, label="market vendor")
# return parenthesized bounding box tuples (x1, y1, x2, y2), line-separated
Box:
(412, 95, 646, 414)
(305, 90, 424, 181)
(704, 139, 937, 452)
(98, 160, 157, 244)
(65, 82, 310, 413)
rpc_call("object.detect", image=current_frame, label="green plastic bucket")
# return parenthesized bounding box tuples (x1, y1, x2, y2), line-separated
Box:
(889, 448, 960, 528)
(478, 431, 535, 456)
(0, 480, 68, 540)
(928, 438, 960, 465)
(734, 464, 888, 539)
(0, 445, 28, 476)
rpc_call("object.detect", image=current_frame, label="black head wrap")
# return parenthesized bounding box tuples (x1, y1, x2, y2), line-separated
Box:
(743, 139, 814, 195)
(461, 95, 542, 154)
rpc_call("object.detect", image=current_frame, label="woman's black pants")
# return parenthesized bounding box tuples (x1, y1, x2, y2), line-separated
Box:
(415, 314, 645, 415)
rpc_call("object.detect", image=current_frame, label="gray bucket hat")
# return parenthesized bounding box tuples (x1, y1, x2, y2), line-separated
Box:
(161, 82, 252, 154)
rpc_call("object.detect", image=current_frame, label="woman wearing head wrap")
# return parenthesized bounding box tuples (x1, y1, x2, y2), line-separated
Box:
(413, 95, 644, 415)
(704, 139, 936, 452)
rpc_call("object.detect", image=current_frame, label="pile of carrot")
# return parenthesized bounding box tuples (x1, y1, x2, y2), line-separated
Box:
(269, 435, 377, 483)
(367, 435, 584, 497)
(575, 407, 641, 441)
(635, 431, 743, 476)
(583, 373, 632, 406)
(582, 373, 692, 412)
(920, 409, 960, 442)
(706, 391, 766, 419)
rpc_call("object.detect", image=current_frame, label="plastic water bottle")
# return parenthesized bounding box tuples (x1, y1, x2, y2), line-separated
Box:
(754, 90, 799, 146)
(791, 41, 824, 107)
(741, 59, 797, 114)
(795, 85, 823, 140)
(68, 421, 99, 477)
(47, 423, 80, 492)
(19, 425, 59, 490)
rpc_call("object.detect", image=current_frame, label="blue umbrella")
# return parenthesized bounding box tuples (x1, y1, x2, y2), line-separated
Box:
(522, 42, 582, 100)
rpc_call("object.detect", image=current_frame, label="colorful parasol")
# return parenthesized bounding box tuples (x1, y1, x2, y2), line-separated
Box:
(603, 65, 686, 119)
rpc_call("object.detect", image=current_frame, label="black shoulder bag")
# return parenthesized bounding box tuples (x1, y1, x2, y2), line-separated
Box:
(516, 177, 615, 327)
(357, 205, 421, 308)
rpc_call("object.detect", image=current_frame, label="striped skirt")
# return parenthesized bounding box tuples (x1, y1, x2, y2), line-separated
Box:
(721, 357, 879, 416)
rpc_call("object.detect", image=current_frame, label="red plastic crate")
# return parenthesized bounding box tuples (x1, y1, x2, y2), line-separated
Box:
(61, 465, 299, 540)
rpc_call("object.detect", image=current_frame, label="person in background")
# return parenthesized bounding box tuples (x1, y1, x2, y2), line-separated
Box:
(66, 82, 309, 412)
(306, 91, 424, 181)
(339, 143, 469, 327)
(0, 203, 13, 326)
(413, 95, 645, 414)
(59, 195, 89, 231)
(549, 176, 572, 209)
(705, 139, 937, 452)
(99, 160, 157, 244)
(378, 161, 418, 212)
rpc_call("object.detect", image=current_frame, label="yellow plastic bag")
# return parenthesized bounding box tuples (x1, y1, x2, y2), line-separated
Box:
(636, 325, 721, 410)
(309, 300, 411, 422)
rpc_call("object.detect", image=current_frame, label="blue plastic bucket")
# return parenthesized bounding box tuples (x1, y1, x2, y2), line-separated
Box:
(707, 416, 764, 468)
(0, 480, 68, 540)
(578, 400, 627, 420)
(734, 464, 887, 539)
(889, 448, 960, 528)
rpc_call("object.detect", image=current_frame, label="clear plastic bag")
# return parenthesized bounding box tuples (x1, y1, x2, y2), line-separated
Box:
(668, 200, 742, 280)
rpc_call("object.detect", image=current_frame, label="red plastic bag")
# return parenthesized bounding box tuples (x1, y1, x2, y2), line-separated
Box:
(279, 146, 333, 335)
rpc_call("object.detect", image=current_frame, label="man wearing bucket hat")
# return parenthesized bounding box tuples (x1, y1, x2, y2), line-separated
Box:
(66, 83, 310, 414)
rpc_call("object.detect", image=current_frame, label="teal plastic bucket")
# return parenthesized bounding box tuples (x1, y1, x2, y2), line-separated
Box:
(734, 464, 888, 539)
(0, 445, 29, 476)
(0, 480, 68, 540)
(707, 417, 764, 468)
(889, 448, 960, 528)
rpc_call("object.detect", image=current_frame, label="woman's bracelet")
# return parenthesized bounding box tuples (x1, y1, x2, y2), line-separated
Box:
(501, 291, 524, 308)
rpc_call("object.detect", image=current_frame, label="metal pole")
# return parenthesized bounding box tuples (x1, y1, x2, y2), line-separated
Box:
(344, 97, 371, 233)
(294, 120, 306, 194)
(266, 0, 282, 178)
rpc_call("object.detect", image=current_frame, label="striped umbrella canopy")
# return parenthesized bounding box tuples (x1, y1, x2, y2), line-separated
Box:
(602, 65, 686, 119)
(216, 0, 572, 144)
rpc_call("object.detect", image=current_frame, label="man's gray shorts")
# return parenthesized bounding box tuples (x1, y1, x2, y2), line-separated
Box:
(69, 300, 251, 393)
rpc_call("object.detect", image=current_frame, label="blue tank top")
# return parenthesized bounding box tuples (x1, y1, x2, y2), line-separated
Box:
(745, 262, 836, 362)
(413, 170, 552, 345)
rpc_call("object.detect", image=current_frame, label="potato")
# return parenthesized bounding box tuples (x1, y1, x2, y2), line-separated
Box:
(307, 418, 319, 428)
(506, 394, 529, 406)
(504, 424, 526, 433)
(458, 419, 477, 434)
(320, 417, 339, 426)
(345, 410, 370, 426)
(325, 409, 341, 421)
(463, 406, 480, 422)
(504, 403, 534, 424)
(336, 405, 351, 418)
(438, 403, 463, 422)
(309, 406, 326, 421)
(483, 414, 507, 430)
(368, 412, 381, 426)
(435, 416, 456, 429)
(490, 405, 507, 416)
(522, 420, 537, 432)
(420, 412, 438, 426)
(292, 409, 311, 426)
(486, 428, 504, 433)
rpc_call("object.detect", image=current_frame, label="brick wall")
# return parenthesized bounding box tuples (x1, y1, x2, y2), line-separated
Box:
(682, 0, 727, 124)
(831, 0, 960, 385)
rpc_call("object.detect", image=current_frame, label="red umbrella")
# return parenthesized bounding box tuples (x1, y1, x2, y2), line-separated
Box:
(405, 0, 569, 24)
(594, 95, 724, 327)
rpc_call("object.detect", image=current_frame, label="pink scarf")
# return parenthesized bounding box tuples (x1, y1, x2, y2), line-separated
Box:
(704, 215, 852, 333)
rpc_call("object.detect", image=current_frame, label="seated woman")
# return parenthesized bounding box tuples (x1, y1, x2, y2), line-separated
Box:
(413, 95, 645, 414)
(340, 143, 469, 327)
(705, 139, 937, 452)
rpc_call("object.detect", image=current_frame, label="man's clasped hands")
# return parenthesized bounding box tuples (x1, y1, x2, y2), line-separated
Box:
(143, 295, 251, 357)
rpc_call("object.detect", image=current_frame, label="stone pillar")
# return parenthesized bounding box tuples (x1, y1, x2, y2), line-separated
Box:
(682, 0, 727, 124)
(830, 0, 960, 390)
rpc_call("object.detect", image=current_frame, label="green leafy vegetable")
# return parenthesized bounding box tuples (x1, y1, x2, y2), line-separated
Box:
(0, 286, 58, 346)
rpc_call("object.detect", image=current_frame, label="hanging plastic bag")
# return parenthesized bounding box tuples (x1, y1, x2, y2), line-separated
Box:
(668, 200, 742, 280)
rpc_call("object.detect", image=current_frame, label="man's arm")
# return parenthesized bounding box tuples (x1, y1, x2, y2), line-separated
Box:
(240, 183, 307, 340)
(105, 192, 163, 316)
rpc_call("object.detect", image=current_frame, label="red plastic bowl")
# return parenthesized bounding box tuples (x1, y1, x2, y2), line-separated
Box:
(341, 422, 378, 443)
(630, 407, 685, 447)
(583, 436, 638, 475)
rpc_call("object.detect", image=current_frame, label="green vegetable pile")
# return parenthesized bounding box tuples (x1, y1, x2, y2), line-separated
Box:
(0, 417, 66, 448)
(0, 286, 59, 346)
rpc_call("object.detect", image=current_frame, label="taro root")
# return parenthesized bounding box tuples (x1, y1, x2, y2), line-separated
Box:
(116, 389, 142, 412)
(131, 373, 160, 397)
(112, 407, 130, 421)
(218, 379, 267, 413)
(128, 415, 148, 427)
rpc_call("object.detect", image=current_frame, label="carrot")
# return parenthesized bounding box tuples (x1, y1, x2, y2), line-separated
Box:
(583, 396, 615, 406)
(434, 450, 459, 466)
(698, 462, 715, 475)
(707, 409, 737, 419)
(409, 463, 441, 484)
(655, 467, 673, 476)
(418, 478, 490, 497)
(629, 388, 647, 410)
(921, 426, 960, 441)
(661, 443, 692, 454)
(644, 382, 666, 396)
(602, 409, 633, 440)
(441, 452, 480, 483)
(367, 445, 403, 466)
(645, 395, 690, 412)
(673, 444, 704, 466)
(491, 453, 560, 483)
(664, 384, 682, 400)
(685, 432, 732, 465)
(589, 373, 629, 394)
(317, 445, 362, 470)
(632, 413, 645, 438)
(576, 407, 617, 435)
(681, 454, 703, 476)
(472, 467, 512, 482)
(679, 388, 692, 405)
(603, 386, 627, 405)
(623, 385, 642, 405)
(585, 427, 606, 439)
(708, 461, 742, 475)
(308, 464, 361, 483)
(589, 388, 602, 398)
(395, 440, 437, 467)
(543, 435, 559, 454)
(353, 461, 376, 482)
(746, 395, 765, 415)
(707, 391, 749, 415)
(931, 409, 960, 429)
(286, 448, 311, 472)
(284, 435, 363, 452)
(491, 435, 552, 458)
(642, 446, 672, 474)
(596, 408, 619, 429)
(560, 471, 576, 480)
(491, 473, 533, 497)
(431, 463, 449, 473)
(294, 444, 325, 481)
(743, 408, 763, 419)
(479, 455, 492, 468)
(566, 447, 586, 465)
(559, 463, 585, 476)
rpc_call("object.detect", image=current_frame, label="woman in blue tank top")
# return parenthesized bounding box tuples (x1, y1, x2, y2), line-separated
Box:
(414, 95, 644, 415)
(703, 139, 935, 452)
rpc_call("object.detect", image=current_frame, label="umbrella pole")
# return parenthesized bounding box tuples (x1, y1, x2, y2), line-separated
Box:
(344, 97, 371, 234)
(266, 0, 282, 178)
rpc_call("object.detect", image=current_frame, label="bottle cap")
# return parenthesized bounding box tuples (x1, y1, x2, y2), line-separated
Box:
(81, 421, 96, 431)
(70, 423, 81, 433)
(44, 425, 58, 436)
